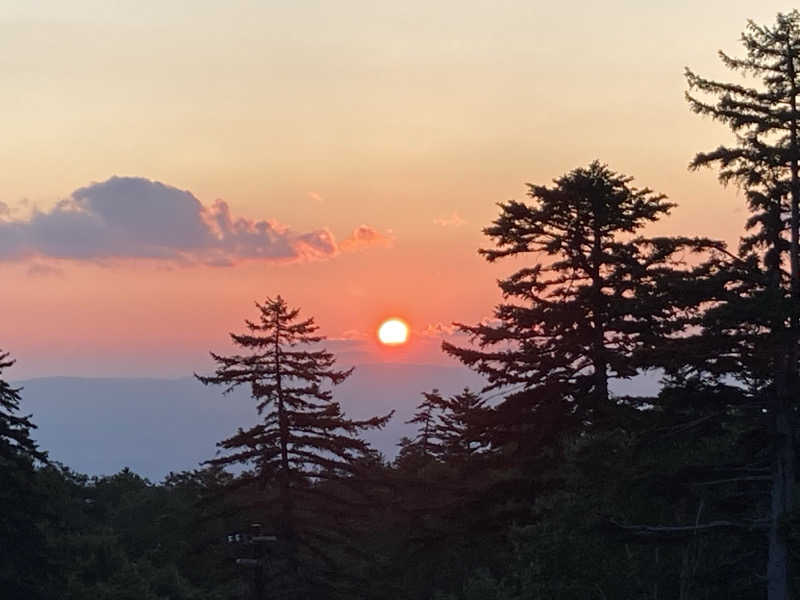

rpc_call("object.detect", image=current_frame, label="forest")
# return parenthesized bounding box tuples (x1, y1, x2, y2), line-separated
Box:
(4, 11, 800, 600)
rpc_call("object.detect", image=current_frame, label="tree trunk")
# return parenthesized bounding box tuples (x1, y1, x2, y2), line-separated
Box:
(769, 41, 799, 600)
(274, 318, 302, 598)
(275, 323, 291, 525)
(769, 382, 794, 600)
(590, 220, 609, 413)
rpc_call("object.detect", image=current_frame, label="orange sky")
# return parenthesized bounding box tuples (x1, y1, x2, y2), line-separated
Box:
(0, 1, 790, 376)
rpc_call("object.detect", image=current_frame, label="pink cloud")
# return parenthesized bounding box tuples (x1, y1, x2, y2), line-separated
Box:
(337, 329, 368, 340)
(433, 211, 466, 227)
(339, 225, 393, 252)
(420, 322, 459, 337)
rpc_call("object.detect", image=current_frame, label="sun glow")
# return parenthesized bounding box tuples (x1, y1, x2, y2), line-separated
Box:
(377, 318, 409, 345)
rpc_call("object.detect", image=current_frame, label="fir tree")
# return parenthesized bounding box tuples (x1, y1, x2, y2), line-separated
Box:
(396, 390, 445, 470)
(443, 162, 710, 444)
(397, 388, 489, 469)
(390, 389, 496, 598)
(0, 350, 47, 598)
(197, 296, 392, 599)
(432, 389, 488, 464)
(686, 13, 800, 597)
(0, 351, 44, 465)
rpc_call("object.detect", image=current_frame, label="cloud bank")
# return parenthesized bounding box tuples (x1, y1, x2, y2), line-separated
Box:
(0, 177, 387, 266)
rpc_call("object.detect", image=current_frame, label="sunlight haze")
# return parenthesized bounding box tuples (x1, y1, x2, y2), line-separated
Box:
(0, 0, 791, 376)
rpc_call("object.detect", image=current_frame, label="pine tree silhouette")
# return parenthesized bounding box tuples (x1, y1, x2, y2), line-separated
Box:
(444, 162, 711, 443)
(0, 351, 47, 598)
(685, 12, 800, 598)
(197, 296, 392, 598)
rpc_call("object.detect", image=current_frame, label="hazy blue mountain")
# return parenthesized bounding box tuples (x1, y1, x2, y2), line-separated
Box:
(17, 363, 660, 481)
(18, 364, 485, 481)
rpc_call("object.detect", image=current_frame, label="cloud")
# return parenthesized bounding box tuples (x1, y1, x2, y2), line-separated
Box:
(26, 263, 63, 278)
(339, 225, 393, 252)
(420, 319, 501, 338)
(421, 322, 459, 337)
(433, 211, 466, 227)
(307, 191, 325, 203)
(335, 329, 369, 341)
(0, 176, 373, 266)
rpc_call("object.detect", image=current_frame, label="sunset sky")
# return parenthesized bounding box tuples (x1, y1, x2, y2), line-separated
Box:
(0, 1, 793, 377)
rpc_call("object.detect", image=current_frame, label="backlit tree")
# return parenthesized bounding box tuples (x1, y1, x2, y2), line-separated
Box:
(443, 162, 710, 441)
(197, 296, 392, 598)
(686, 12, 800, 597)
(0, 351, 47, 598)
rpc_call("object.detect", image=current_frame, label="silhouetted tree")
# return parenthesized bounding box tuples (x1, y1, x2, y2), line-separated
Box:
(686, 12, 800, 597)
(432, 389, 488, 464)
(396, 391, 445, 470)
(0, 351, 48, 598)
(388, 388, 502, 600)
(443, 162, 710, 447)
(197, 296, 392, 598)
(397, 388, 488, 468)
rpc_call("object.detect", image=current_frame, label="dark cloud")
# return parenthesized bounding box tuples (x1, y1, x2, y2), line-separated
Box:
(0, 177, 356, 265)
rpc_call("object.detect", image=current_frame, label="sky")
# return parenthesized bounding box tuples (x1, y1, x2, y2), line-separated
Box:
(0, 0, 795, 378)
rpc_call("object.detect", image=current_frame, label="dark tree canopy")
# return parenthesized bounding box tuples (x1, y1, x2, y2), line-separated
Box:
(433, 388, 488, 462)
(0, 351, 45, 466)
(398, 388, 488, 467)
(685, 13, 800, 599)
(397, 390, 444, 468)
(687, 11, 800, 184)
(443, 162, 709, 427)
(0, 351, 48, 598)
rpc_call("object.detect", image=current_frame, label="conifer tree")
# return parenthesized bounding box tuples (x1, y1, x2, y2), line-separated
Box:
(0, 350, 47, 597)
(397, 388, 488, 469)
(197, 296, 392, 599)
(396, 391, 445, 469)
(686, 13, 800, 597)
(443, 162, 709, 444)
(0, 351, 44, 465)
(432, 388, 488, 463)
(390, 388, 496, 598)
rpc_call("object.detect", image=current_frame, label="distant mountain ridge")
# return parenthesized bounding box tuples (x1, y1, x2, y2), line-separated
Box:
(17, 363, 486, 481)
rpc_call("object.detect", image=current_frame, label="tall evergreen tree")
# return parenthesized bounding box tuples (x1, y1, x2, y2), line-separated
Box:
(443, 162, 709, 445)
(197, 296, 392, 599)
(397, 388, 488, 468)
(396, 391, 444, 471)
(389, 389, 498, 600)
(432, 389, 488, 464)
(0, 350, 48, 598)
(686, 12, 800, 598)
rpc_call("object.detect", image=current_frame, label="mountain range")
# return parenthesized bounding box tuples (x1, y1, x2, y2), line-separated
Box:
(17, 363, 485, 481)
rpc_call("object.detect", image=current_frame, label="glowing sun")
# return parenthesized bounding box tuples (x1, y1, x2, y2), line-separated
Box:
(378, 318, 409, 345)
